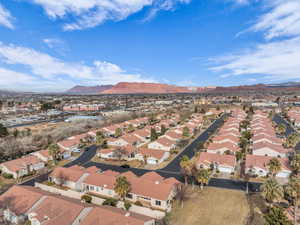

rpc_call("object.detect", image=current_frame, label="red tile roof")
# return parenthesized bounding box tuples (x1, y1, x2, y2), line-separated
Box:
(197, 152, 236, 168)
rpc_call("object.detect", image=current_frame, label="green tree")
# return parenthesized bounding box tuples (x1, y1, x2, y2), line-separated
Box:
(127, 124, 135, 133)
(182, 127, 190, 138)
(240, 120, 250, 130)
(96, 131, 104, 143)
(261, 178, 284, 206)
(235, 151, 244, 161)
(115, 128, 122, 138)
(267, 158, 282, 177)
(277, 124, 287, 135)
(239, 137, 249, 151)
(180, 155, 193, 185)
(40, 102, 53, 112)
(196, 168, 210, 190)
(150, 128, 158, 141)
(0, 123, 8, 137)
(264, 206, 292, 225)
(291, 154, 300, 175)
(13, 129, 19, 138)
(285, 133, 300, 148)
(285, 176, 300, 225)
(48, 143, 60, 165)
(241, 130, 252, 141)
(114, 176, 131, 200)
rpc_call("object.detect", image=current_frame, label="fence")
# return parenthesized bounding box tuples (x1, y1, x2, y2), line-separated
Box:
(35, 182, 165, 219)
(34, 182, 83, 200)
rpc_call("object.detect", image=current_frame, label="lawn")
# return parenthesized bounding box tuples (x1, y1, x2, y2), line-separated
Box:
(169, 187, 250, 225)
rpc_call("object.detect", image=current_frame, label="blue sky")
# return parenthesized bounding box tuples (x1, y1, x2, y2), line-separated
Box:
(0, 0, 300, 92)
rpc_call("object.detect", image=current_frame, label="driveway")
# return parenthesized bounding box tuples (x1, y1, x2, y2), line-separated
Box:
(160, 114, 226, 172)
(21, 113, 262, 192)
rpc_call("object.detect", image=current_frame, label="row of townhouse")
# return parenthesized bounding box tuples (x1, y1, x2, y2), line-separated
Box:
(245, 110, 293, 179)
(48, 165, 181, 211)
(0, 147, 72, 179)
(148, 114, 203, 151)
(200, 109, 247, 173)
(0, 185, 154, 225)
(207, 109, 246, 155)
(96, 113, 203, 164)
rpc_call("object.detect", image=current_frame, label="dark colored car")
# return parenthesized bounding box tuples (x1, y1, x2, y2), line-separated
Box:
(120, 164, 130, 169)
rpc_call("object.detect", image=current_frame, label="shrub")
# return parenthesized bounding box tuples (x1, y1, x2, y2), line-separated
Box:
(81, 194, 92, 203)
(124, 201, 132, 211)
(134, 201, 143, 206)
(2, 173, 13, 179)
(102, 198, 118, 207)
(170, 150, 179, 154)
(45, 181, 54, 186)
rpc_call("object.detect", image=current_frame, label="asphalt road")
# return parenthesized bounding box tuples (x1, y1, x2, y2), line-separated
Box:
(21, 113, 262, 192)
(21, 145, 98, 186)
(64, 145, 98, 168)
(272, 114, 300, 151)
(160, 114, 226, 172)
(273, 114, 295, 137)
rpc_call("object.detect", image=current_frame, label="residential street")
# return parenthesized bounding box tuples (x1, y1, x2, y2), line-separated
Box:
(273, 114, 300, 151)
(21, 114, 262, 192)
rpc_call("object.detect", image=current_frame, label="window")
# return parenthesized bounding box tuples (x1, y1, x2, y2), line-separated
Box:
(90, 186, 94, 191)
(155, 200, 161, 206)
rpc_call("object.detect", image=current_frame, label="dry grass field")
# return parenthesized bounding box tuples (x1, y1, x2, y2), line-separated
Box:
(169, 187, 250, 225)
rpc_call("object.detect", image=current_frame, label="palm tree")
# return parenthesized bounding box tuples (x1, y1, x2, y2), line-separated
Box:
(180, 155, 192, 185)
(291, 154, 300, 175)
(277, 124, 286, 135)
(114, 176, 131, 201)
(48, 143, 60, 165)
(264, 206, 292, 225)
(267, 158, 281, 177)
(261, 178, 283, 206)
(196, 169, 210, 190)
(182, 127, 190, 138)
(96, 131, 105, 145)
(285, 176, 300, 225)
(115, 128, 122, 138)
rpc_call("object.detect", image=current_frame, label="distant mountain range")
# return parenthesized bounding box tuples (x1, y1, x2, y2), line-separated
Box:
(3, 81, 300, 95)
(65, 81, 300, 95)
(66, 82, 216, 94)
(66, 85, 113, 94)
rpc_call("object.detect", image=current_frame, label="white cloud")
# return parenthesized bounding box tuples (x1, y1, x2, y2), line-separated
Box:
(0, 3, 14, 29)
(211, 37, 300, 80)
(25, 0, 191, 30)
(43, 38, 63, 48)
(251, 0, 300, 40)
(143, 0, 191, 22)
(230, 0, 250, 5)
(0, 43, 156, 91)
(0, 42, 95, 79)
(0, 68, 35, 85)
(211, 0, 300, 82)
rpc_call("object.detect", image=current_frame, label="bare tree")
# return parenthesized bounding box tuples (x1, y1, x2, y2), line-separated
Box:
(174, 184, 189, 208)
